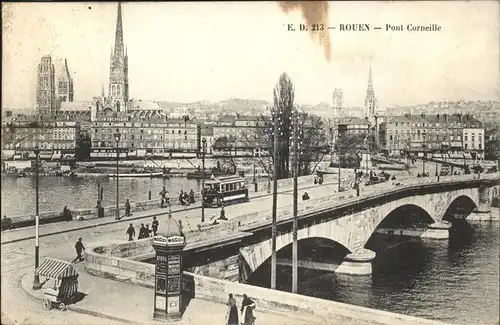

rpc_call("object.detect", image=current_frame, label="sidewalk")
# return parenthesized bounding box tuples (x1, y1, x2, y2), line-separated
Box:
(1, 181, 337, 245)
(19, 267, 320, 325)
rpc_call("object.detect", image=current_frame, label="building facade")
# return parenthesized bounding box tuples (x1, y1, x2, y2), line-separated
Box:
(2, 120, 81, 153)
(337, 117, 371, 138)
(380, 113, 484, 154)
(36, 56, 57, 120)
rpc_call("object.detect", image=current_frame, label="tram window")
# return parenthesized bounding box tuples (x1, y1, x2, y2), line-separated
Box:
(230, 184, 234, 191)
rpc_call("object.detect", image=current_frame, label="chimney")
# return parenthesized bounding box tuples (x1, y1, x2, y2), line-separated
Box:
(444, 114, 448, 122)
(436, 114, 440, 121)
(459, 113, 462, 122)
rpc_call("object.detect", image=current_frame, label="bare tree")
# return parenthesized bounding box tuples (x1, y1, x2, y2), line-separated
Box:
(213, 135, 238, 174)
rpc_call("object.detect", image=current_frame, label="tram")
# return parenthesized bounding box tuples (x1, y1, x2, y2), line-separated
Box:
(202, 175, 249, 208)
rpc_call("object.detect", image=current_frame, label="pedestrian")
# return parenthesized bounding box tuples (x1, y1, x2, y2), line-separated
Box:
(159, 187, 167, 208)
(62, 206, 73, 222)
(152, 216, 159, 236)
(179, 190, 185, 206)
(96, 200, 104, 218)
(72, 238, 85, 263)
(189, 189, 195, 204)
(1, 215, 12, 231)
(220, 205, 227, 220)
(225, 293, 239, 325)
(125, 199, 131, 217)
(240, 294, 256, 325)
(145, 224, 152, 237)
(138, 223, 146, 239)
(126, 223, 135, 241)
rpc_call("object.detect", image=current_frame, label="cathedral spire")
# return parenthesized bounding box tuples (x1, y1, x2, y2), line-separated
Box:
(364, 64, 377, 118)
(114, 2, 124, 57)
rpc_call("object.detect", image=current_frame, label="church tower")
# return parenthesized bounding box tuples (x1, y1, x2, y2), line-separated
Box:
(364, 65, 377, 122)
(108, 2, 129, 112)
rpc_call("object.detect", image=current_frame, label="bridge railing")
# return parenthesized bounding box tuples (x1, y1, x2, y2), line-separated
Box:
(234, 172, 500, 229)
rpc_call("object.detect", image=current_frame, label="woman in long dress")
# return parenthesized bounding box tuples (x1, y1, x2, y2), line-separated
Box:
(240, 294, 256, 325)
(226, 293, 239, 325)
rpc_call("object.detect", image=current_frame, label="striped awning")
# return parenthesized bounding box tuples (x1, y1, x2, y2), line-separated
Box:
(35, 258, 79, 279)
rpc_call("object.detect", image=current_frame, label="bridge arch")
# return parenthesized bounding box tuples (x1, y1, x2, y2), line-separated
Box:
(240, 187, 483, 277)
(442, 195, 478, 221)
(242, 237, 351, 280)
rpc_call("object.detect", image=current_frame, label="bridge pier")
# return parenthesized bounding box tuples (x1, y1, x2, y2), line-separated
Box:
(467, 185, 493, 221)
(335, 249, 376, 276)
(420, 221, 451, 240)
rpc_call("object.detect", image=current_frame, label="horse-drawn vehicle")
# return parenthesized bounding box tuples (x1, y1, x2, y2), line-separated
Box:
(35, 258, 79, 311)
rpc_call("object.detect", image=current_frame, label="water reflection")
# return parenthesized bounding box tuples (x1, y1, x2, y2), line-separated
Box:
(247, 220, 499, 325)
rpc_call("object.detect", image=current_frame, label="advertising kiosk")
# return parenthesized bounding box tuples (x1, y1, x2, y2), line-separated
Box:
(151, 215, 186, 321)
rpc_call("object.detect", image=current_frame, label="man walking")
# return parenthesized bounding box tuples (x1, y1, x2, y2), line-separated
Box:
(138, 223, 146, 239)
(72, 238, 85, 263)
(152, 216, 159, 236)
(126, 223, 135, 241)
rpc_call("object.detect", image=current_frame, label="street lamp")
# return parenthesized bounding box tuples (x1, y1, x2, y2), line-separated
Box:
(422, 133, 427, 175)
(201, 138, 206, 223)
(114, 132, 121, 220)
(33, 146, 42, 290)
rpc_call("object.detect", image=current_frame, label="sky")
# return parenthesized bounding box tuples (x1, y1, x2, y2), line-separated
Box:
(2, 1, 499, 111)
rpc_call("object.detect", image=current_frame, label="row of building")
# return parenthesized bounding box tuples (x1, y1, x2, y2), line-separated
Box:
(1, 110, 486, 157)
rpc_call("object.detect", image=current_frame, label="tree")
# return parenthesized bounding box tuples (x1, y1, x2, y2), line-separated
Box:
(333, 133, 366, 168)
(213, 135, 238, 174)
(75, 131, 91, 161)
(241, 73, 330, 179)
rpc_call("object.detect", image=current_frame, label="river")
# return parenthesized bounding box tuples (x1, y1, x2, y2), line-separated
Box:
(248, 219, 499, 325)
(0, 176, 202, 216)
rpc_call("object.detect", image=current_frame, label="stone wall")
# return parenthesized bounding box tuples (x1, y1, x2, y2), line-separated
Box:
(7, 193, 201, 229)
(253, 175, 316, 193)
(83, 244, 452, 325)
(85, 245, 156, 288)
(183, 272, 453, 325)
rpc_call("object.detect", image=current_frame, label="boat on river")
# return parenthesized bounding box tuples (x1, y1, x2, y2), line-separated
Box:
(108, 172, 163, 178)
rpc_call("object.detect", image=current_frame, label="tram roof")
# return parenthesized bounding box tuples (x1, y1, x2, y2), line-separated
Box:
(206, 175, 244, 184)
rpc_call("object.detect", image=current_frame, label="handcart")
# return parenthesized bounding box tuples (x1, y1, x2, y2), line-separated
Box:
(35, 258, 79, 311)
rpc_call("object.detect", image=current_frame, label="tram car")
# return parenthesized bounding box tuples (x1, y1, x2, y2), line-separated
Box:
(202, 175, 249, 208)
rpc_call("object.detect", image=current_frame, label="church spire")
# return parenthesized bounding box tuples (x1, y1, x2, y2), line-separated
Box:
(101, 84, 105, 98)
(364, 64, 377, 118)
(114, 2, 124, 57)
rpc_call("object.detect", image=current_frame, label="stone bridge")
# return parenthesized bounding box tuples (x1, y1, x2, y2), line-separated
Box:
(85, 174, 500, 286)
(236, 175, 499, 277)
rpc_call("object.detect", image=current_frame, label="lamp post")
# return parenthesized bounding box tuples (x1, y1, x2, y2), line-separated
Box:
(33, 146, 42, 290)
(292, 111, 299, 293)
(201, 138, 206, 222)
(114, 132, 121, 220)
(337, 144, 341, 193)
(422, 133, 426, 175)
(271, 115, 279, 290)
(253, 161, 257, 192)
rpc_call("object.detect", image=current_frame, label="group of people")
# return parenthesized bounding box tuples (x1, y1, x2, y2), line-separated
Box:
(179, 189, 196, 206)
(126, 216, 159, 241)
(226, 293, 256, 325)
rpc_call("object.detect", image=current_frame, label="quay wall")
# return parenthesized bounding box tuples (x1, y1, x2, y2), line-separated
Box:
(84, 242, 453, 325)
(6, 175, 317, 229)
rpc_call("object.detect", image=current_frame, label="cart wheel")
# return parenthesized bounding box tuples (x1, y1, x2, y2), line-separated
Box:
(43, 299, 52, 310)
(58, 302, 66, 311)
